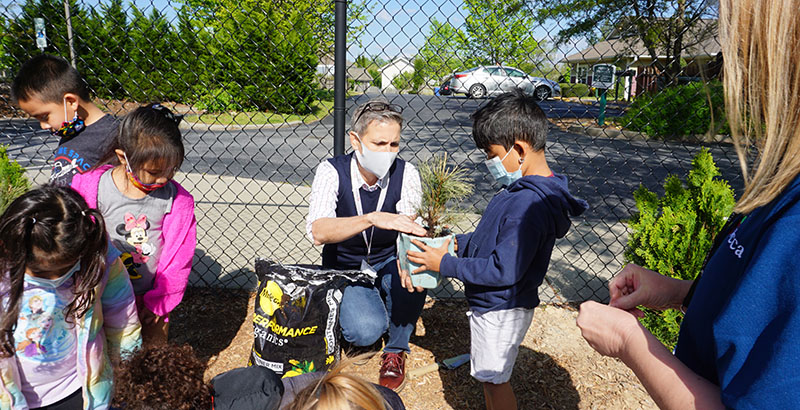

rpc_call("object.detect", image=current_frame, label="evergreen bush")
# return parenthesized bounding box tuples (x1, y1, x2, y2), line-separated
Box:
(0, 145, 29, 214)
(621, 81, 729, 138)
(625, 148, 735, 348)
(415, 154, 473, 238)
(559, 82, 590, 98)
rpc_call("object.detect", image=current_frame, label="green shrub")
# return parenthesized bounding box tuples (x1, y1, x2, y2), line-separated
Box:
(625, 148, 735, 348)
(621, 81, 729, 138)
(392, 72, 415, 93)
(194, 85, 249, 113)
(559, 82, 590, 98)
(0, 145, 29, 214)
(368, 68, 381, 88)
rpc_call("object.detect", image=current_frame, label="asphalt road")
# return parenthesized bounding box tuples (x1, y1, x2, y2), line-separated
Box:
(2, 93, 742, 222)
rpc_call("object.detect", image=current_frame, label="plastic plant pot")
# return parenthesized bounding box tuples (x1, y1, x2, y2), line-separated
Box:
(397, 232, 456, 289)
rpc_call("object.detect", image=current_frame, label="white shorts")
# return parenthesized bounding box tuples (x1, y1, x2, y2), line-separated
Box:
(468, 307, 535, 384)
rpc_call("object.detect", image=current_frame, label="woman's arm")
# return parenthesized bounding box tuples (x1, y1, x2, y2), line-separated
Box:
(578, 302, 723, 410)
(311, 212, 425, 245)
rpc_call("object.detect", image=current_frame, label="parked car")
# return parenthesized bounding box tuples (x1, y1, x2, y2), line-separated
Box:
(450, 66, 535, 99)
(439, 76, 453, 96)
(527, 76, 561, 101)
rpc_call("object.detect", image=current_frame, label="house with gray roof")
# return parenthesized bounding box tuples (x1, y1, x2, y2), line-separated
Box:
(561, 19, 720, 98)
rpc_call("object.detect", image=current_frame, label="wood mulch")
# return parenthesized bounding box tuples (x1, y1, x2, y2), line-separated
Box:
(169, 287, 656, 410)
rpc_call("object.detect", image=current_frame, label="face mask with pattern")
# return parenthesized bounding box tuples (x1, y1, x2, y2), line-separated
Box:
(123, 152, 170, 192)
(52, 99, 85, 139)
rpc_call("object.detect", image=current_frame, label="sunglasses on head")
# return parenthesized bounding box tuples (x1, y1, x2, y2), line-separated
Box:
(354, 102, 403, 125)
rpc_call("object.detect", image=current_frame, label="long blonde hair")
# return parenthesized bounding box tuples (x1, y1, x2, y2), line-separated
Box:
(721, 0, 800, 213)
(285, 356, 388, 410)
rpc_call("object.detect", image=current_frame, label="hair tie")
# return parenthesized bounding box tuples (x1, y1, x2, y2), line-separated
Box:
(150, 103, 183, 126)
(31, 217, 36, 224)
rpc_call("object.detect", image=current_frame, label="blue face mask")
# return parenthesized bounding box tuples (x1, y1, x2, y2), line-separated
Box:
(484, 148, 522, 187)
(25, 262, 79, 289)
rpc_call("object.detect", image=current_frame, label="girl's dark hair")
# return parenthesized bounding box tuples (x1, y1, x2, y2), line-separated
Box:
(0, 185, 108, 357)
(98, 103, 184, 172)
(113, 344, 212, 410)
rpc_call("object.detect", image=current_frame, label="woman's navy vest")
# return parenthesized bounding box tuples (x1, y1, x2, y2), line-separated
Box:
(321, 153, 405, 270)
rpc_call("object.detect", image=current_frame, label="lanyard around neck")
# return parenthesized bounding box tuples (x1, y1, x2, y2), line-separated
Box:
(352, 174, 390, 258)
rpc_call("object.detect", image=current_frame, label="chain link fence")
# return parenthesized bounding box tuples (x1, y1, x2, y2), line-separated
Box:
(0, 0, 739, 303)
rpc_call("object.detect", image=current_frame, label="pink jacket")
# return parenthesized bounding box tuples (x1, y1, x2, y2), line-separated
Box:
(71, 165, 197, 317)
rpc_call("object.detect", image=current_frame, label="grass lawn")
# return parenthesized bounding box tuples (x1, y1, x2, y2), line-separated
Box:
(185, 99, 334, 126)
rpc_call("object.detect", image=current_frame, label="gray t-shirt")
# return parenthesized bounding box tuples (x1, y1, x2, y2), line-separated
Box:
(50, 114, 117, 186)
(97, 169, 175, 295)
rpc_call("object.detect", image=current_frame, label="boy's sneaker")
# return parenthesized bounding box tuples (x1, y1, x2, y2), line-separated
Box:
(379, 352, 406, 390)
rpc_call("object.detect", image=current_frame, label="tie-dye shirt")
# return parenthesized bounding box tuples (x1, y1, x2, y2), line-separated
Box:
(14, 276, 81, 407)
(0, 246, 142, 410)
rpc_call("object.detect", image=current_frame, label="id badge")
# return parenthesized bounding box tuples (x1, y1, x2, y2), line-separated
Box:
(360, 259, 378, 277)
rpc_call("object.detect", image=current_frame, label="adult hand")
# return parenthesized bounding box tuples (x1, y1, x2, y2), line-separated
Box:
(397, 259, 425, 293)
(407, 239, 450, 274)
(577, 301, 642, 359)
(609, 264, 692, 316)
(369, 212, 427, 236)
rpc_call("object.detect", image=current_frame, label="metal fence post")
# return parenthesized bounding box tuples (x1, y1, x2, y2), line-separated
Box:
(333, 0, 347, 156)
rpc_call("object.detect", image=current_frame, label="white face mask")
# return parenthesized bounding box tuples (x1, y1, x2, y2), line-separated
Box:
(25, 262, 79, 289)
(354, 134, 398, 180)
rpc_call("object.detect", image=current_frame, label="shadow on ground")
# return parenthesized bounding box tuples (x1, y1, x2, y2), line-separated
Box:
(168, 286, 251, 365)
(411, 300, 581, 410)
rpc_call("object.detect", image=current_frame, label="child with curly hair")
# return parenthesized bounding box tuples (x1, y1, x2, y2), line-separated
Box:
(113, 343, 284, 410)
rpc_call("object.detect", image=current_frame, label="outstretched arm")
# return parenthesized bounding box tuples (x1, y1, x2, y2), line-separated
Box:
(577, 302, 722, 410)
(311, 212, 426, 245)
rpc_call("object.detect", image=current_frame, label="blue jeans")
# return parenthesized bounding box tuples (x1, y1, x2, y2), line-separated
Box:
(338, 258, 427, 353)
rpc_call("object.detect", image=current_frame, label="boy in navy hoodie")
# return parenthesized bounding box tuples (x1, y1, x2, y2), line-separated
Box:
(406, 89, 588, 410)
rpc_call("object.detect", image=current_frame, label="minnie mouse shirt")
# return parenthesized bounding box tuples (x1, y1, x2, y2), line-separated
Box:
(97, 169, 175, 295)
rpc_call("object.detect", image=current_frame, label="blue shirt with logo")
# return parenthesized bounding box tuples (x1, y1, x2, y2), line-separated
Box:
(675, 175, 800, 408)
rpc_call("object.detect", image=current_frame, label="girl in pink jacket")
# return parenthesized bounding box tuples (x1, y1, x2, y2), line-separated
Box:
(72, 103, 196, 346)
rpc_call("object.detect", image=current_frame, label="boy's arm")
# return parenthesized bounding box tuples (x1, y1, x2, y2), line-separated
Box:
(455, 233, 472, 257)
(440, 216, 542, 287)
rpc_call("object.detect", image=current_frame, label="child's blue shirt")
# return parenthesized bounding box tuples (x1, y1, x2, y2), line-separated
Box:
(440, 174, 588, 313)
(675, 175, 800, 408)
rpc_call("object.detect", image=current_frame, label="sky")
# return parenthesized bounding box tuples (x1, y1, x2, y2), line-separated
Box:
(1, 0, 587, 65)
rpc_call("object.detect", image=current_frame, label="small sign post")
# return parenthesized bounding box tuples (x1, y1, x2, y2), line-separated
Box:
(592, 64, 615, 126)
(35, 18, 47, 51)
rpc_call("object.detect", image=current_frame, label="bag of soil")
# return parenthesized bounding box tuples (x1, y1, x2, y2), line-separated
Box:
(249, 259, 374, 378)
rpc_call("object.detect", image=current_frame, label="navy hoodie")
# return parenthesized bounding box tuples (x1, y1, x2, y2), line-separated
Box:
(440, 174, 588, 313)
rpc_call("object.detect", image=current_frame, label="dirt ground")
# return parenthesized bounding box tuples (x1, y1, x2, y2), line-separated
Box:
(169, 287, 656, 410)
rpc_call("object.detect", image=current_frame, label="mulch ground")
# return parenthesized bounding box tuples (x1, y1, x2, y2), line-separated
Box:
(169, 287, 656, 410)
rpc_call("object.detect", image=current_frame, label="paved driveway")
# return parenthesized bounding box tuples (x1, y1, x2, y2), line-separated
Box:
(1, 93, 743, 301)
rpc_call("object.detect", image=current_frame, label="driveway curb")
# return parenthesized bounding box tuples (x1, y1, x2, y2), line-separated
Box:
(567, 125, 733, 145)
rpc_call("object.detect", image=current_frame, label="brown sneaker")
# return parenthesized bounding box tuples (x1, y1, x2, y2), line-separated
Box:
(379, 352, 406, 390)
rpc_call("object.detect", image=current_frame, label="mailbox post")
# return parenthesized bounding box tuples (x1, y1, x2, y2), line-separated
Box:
(592, 64, 615, 126)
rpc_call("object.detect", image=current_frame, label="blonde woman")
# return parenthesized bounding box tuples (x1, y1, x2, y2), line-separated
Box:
(577, 1, 800, 408)
(281, 355, 405, 410)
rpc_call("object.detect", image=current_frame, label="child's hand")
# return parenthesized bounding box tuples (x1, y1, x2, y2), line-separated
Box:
(407, 238, 450, 274)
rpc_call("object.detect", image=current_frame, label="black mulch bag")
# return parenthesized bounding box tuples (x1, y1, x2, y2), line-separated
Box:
(249, 259, 374, 378)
